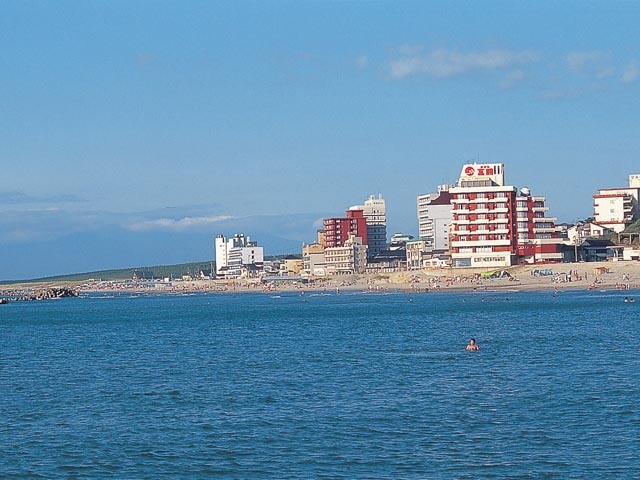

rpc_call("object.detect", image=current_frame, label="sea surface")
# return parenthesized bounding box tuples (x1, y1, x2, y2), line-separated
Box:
(1, 288, 639, 479)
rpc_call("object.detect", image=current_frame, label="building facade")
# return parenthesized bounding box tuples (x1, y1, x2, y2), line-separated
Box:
(514, 189, 564, 264)
(323, 209, 368, 248)
(567, 222, 614, 244)
(417, 185, 452, 252)
(215, 233, 264, 278)
(214, 234, 228, 275)
(279, 256, 304, 276)
(450, 163, 518, 268)
(325, 235, 368, 275)
(302, 242, 327, 277)
(351, 194, 387, 258)
(449, 163, 562, 268)
(406, 237, 434, 270)
(593, 175, 640, 233)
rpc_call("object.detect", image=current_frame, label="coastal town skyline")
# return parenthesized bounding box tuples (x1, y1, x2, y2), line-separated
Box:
(2, 2, 640, 279)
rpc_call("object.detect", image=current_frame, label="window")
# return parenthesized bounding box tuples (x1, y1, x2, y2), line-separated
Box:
(454, 258, 472, 267)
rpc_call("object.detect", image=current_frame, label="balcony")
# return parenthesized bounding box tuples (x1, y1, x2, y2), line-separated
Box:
(537, 252, 563, 260)
(535, 237, 565, 245)
(451, 239, 512, 247)
(533, 226, 558, 233)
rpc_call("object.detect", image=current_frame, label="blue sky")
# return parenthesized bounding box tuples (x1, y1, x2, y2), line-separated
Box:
(2, 1, 639, 279)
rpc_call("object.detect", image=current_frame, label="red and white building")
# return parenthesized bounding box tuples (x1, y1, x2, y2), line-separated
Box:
(450, 163, 562, 268)
(323, 208, 368, 248)
(514, 188, 564, 264)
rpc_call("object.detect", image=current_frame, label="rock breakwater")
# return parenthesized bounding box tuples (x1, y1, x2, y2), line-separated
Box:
(0, 287, 79, 303)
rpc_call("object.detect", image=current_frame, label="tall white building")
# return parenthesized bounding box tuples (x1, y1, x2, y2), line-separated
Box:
(417, 185, 452, 252)
(593, 174, 640, 233)
(351, 194, 387, 258)
(215, 233, 264, 278)
(215, 235, 228, 275)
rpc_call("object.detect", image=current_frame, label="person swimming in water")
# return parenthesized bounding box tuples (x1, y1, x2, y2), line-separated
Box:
(465, 338, 480, 351)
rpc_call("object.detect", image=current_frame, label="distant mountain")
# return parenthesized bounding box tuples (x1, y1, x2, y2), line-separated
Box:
(0, 212, 324, 281)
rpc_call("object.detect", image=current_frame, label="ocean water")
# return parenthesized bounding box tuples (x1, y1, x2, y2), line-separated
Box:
(1, 289, 639, 479)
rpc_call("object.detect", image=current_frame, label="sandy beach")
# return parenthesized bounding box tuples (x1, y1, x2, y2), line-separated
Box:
(3, 260, 639, 300)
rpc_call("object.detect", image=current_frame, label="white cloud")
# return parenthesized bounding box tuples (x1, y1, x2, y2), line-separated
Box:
(355, 55, 368, 70)
(622, 60, 639, 84)
(596, 66, 615, 79)
(566, 50, 615, 80)
(128, 215, 235, 232)
(389, 48, 541, 79)
(566, 51, 607, 71)
(500, 69, 527, 89)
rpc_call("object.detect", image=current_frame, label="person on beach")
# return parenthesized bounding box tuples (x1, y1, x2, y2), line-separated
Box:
(466, 338, 480, 351)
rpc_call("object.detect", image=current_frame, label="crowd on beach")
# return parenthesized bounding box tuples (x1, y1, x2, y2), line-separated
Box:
(2, 261, 640, 300)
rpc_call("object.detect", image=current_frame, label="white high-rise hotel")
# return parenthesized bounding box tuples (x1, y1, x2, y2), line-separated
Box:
(593, 174, 640, 233)
(215, 233, 264, 278)
(350, 194, 387, 258)
(417, 185, 452, 252)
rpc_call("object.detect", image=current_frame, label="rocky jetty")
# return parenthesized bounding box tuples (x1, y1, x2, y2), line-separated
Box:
(0, 286, 79, 303)
(30, 287, 79, 300)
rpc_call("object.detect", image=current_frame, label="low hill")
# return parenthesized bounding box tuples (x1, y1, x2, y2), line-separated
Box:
(0, 261, 215, 285)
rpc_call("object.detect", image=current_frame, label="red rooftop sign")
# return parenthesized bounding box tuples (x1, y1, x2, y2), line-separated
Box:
(465, 165, 495, 176)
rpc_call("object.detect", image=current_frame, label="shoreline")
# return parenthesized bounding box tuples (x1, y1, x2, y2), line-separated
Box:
(2, 260, 640, 300)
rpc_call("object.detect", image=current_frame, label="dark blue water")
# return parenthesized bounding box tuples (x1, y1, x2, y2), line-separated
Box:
(1, 289, 639, 479)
